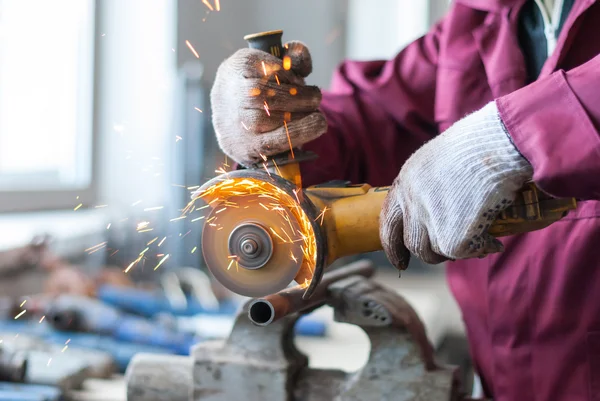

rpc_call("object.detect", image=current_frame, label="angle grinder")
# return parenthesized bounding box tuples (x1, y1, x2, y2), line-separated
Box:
(194, 30, 577, 299)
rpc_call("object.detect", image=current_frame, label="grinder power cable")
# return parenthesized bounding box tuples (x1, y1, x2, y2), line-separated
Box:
(193, 30, 578, 299)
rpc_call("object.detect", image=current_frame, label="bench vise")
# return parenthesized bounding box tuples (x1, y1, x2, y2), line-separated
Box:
(126, 260, 466, 401)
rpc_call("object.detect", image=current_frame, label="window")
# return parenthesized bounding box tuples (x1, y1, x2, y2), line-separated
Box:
(0, 0, 96, 212)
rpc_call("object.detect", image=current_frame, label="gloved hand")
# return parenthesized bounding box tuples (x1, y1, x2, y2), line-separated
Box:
(211, 41, 327, 167)
(380, 102, 534, 270)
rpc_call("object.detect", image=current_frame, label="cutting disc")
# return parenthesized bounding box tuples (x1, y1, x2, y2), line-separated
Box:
(201, 194, 304, 297)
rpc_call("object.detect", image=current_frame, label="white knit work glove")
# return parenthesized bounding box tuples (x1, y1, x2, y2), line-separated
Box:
(211, 41, 327, 167)
(380, 102, 534, 270)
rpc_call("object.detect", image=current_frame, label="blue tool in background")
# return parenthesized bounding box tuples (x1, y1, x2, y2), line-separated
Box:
(0, 382, 61, 401)
(45, 295, 201, 355)
(96, 284, 237, 317)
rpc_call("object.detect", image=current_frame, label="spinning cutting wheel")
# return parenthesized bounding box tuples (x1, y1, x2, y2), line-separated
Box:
(201, 193, 309, 297)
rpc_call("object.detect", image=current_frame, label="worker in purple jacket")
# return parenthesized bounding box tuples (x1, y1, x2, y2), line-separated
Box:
(211, 0, 600, 399)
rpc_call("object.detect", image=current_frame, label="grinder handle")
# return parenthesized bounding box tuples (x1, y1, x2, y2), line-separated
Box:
(306, 182, 578, 262)
(243, 30, 311, 187)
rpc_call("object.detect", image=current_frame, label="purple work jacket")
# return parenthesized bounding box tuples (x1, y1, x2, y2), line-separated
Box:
(301, 0, 600, 399)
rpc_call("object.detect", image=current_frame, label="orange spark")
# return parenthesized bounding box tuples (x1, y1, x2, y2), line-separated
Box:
(190, 176, 318, 288)
(289, 87, 297, 95)
(186, 40, 200, 58)
(284, 121, 295, 158)
(275, 74, 280, 85)
(154, 254, 170, 271)
(269, 227, 288, 243)
(283, 56, 292, 70)
(272, 159, 283, 177)
(215, 0, 220, 11)
(315, 206, 329, 225)
(202, 0, 214, 11)
(264, 101, 270, 116)
(261, 61, 267, 76)
(85, 241, 107, 253)
(124, 255, 143, 273)
(263, 163, 272, 177)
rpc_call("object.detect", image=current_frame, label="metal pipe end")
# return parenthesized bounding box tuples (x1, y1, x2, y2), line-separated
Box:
(248, 299, 275, 326)
(0, 349, 28, 382)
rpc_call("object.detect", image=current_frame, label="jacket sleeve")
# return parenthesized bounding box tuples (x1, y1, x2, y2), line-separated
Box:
(300, 22, 444, 188)
(496, 54, 600, 200)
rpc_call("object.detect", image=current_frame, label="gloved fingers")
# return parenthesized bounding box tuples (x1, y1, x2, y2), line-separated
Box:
(253, 112, 328, 156)
(403, 217, 448, 266)
(463, 232, 504, 259)
(478, 233, 504, 257)
(230, 48, 306, 86)
(380, 195, 411, 271)
(239, 109, 313, 134)
(240, 79, 321, 112)
(283, 41, 313, 78)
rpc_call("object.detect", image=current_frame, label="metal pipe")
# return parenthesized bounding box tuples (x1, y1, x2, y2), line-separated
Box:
(0, 347, 27, 382)
(248, 259, 375, 326)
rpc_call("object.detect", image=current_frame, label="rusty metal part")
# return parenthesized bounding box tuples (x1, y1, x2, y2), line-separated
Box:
(487, 182, 578, 236)
(248, 259, 375, 326)
(126, 259, 465, 400)
(0, 235, 55, 278)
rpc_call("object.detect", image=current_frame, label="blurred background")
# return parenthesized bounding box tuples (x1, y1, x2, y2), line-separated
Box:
(0, 0, 477, 399)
